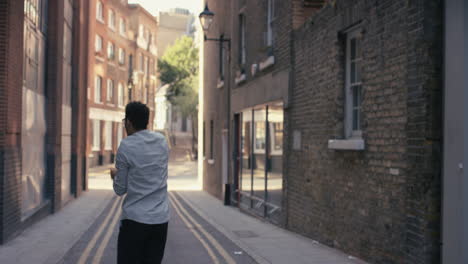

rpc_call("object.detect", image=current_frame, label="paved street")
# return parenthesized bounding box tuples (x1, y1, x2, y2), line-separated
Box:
(59, 162, 256, 264)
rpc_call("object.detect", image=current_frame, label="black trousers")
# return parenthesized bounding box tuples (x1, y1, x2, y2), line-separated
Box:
(117, 219, 168, 264)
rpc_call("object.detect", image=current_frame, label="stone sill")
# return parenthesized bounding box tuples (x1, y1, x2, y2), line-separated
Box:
(328, 138, 365, 150)
(235, 74, 246, 85)
(217, 80, 224, 89)
(259, 56, 275, 71)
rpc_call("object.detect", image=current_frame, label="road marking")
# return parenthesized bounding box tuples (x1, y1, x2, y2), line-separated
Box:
(170, 192, 237, 264)
(175, 192, 270, 264)
(91, 198, 124, 264)
(77, 196, 121, 264)
(169, 196, 220, 264)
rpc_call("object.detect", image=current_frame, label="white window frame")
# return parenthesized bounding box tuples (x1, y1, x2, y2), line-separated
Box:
(92, 120, 101, 151)
(96, 1, 104, 22)
(119, 18, 126, 37)
(107, 42, 115, 59)
(119, 48, 125, 65)
(108, 9, 116, 30)
(345, 28, 363, 139)
(118, 82, 124, 107)
(107, 79, 114, 102)
(95, 75, 102, 103)
(95, 34, 103, 52)
(105, 121, 112, 150)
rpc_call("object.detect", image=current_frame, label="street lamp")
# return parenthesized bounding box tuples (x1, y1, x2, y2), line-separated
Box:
(199, 4, 214, 33)
(199, 4, 232, 206)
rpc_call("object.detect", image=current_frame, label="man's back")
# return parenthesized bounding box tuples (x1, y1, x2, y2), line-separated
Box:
(113, 130, 170, 225)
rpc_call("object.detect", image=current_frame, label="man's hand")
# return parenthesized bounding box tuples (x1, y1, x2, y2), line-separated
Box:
(110, 168, 118, 180)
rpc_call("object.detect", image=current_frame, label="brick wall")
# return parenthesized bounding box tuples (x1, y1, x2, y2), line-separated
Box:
(287, 0, 442, 263)
(0, 0, 24, 244)
(0, 0, 89, 244)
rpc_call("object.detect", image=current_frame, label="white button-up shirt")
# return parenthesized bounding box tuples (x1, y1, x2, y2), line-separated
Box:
(113, 130, 170, 224)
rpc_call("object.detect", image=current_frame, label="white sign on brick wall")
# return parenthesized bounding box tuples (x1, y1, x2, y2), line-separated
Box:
(293, 130, 301, 150)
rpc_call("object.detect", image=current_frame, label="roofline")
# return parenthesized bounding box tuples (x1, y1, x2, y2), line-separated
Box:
(128, 4, 158, 24)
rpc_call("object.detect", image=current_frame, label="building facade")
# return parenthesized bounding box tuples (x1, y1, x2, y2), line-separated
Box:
(86, 0, 158, 167)
(202, 0, 444, 263)
(0, 0, 89, 243)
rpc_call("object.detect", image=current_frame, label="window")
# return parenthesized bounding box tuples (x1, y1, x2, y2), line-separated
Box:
(119, 18, 126, 36)
(95, 35, 103, 52)
(210, 120, 214, 159)
(109, 9, 116, 29)
(219, 35, 225, 80)
(144, 57, 148, 75)
(96, 1, 104, 22)
(119, 48, 125, 65)
(139, 24, 144, 38)
(140, 54, 144, 71)
(238, 14, 246, 65)
(203, 122, 206, 158)
(118, 82, 124, 107)
(105, 121, 112, 150)
(107, 79, 114, 102)
(345, 28, 363, 138)
(92, 120, 101, 151)
(107, 42, 115, 59)
(95, 75, 102, 103)
(266, 0, 275, 46)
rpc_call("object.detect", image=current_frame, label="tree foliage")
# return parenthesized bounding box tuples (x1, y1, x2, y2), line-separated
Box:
(158, 36, 199, 118)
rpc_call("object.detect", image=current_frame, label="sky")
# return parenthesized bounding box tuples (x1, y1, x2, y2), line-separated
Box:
(128, 0, 203, 17)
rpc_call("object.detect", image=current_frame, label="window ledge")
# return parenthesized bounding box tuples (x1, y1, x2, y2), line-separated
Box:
(217, 80, 224, 89)
(207, 159, 215, 165)
(328, 138, 365, 150)
(235, 74, 246, 85)
(259, 56, 275, 71)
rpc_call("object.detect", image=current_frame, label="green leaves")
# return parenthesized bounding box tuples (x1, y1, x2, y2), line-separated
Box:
(158, 36, 199, 118)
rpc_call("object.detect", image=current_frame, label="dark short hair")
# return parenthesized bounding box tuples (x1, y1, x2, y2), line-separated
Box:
(125, 101, 149, 130)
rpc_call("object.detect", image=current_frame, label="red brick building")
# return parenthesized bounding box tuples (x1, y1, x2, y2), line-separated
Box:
(86, 0, 158, 167)
(0, 0, 89, 243)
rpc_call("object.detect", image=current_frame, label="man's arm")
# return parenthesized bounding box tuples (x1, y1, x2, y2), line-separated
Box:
(112, 145, 129, 196)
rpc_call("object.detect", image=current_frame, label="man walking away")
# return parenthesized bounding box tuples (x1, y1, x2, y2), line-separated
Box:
(110, 101, 170, 264)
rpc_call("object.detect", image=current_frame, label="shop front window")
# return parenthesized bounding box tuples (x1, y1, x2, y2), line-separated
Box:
(237, 102, 284, 222)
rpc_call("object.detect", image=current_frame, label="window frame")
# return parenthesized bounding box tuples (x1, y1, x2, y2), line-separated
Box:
(210, 120, 214, 160)
(108, 9, 116, 30)
(104, 121, 112, 150)
(107, 79, 114, 103)
(345, 28, 363, 139)
(119, 18, 126, 37)
(107, 42, 115, 60)
(119, 48, 126, 65)
(238, 14, 246, 65)
(266, 0, 275, 47)
(118, 82, 124, 107)
(96, 1, 104, 22)
(92, 120, 101, 151)
(95, 75, 102, 103)
(95, 34, 103, 52)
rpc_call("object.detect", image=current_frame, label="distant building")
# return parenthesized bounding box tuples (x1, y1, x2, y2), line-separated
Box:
(86, 0, 158, 167)
(154, 8, 196, 135)
(0, 0, 88, 244)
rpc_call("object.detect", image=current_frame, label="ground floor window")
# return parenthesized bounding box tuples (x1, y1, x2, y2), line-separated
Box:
(237, 102, 284, 222)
